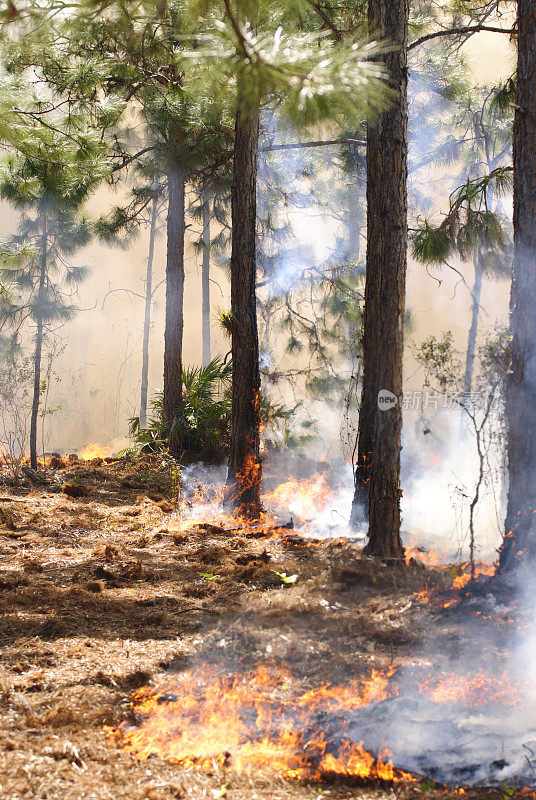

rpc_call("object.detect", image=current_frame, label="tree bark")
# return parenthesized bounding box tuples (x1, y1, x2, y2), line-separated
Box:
(352, 0, 408, 559)
(162, 165, 186, 457)
(499, 0, 536, 570)
(140, 195, 158, 429)
(201, 189, 211, 367)
(29, 214, 47, 471)
(225, 96, 262, 517)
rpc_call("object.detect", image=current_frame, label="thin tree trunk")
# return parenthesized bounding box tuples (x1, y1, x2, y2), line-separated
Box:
(352, 0, 408, 559)
(347, 145, 364, 261)
(202, 189, 211, 367)
(263, 300, 272, 352)
(225, 95, 262, 517)
(499, 0, 536, 570)
(30, 214, 47, 471)
(463, 179, 493, 402)
(162, 165, 186, 457)
(348, 183, 362, 262)
(463, 251, 483, 396)
(140, 195, 158, 429)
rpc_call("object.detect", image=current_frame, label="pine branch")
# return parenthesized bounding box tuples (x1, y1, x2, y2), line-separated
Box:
(262, 137, 366, 152)
(409, 24, 514, 51)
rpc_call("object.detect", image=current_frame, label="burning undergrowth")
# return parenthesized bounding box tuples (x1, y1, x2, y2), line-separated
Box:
(4, 451, 534, 800)
(105, 661, 410, 782)
(99, 467, 536, 790)
(173, 464, 360, 545)
(105, 643, 536, 787)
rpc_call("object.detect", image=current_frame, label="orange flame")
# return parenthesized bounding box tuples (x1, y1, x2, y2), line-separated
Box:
(78, 443, 112, 461)
(105, 663, 412, 782)
(451, 562, 495, 589)
(419, 670, 528, 708)
(262, 474, 333, 522)
(169, 474, 332, 545)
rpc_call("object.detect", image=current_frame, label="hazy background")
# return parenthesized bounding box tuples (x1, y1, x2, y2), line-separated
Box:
(31, 30, 512, 454)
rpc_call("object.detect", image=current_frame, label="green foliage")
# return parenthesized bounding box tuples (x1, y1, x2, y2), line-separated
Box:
(491, 75, 516, 116)
(0, 351, 33, 474)
(273, 571, 298, 584)
(5, 0, 391, 181)
(500, 782, 520, 800)
(411, 221, 451, 265)
(479, 327, 512, 386)
(415, 331, 462, 392)
(411, 73, 513, 279)
(217, 309, 235, 338)
(416, 327, 511, 400)
(0, 100, 97, 465)
(411, 167, 513, 270)
(419, 778, 436, 793)
(67, 0, 391, 126)
(130, 357, 232, 464)
(130, 355, 309, 462)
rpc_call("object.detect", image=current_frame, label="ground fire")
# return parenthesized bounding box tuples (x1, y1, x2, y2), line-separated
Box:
(105, 663, 410, 781)
(98, 473, 536, 789)
(2, 450, 536, 798)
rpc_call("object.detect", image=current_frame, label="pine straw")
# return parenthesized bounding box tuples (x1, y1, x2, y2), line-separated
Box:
(0, 457, 516, 800)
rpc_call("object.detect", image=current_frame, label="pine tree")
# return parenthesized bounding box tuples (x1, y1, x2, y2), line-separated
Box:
(498, 0, 536, 571)
(226, 76, 263, 513)
(4, 4, 236, 458)
(350, 0, 409, 559)
(0, 122, 99, 468)
(9, 0, 391, 502)
(411, 87, 512, 401)
(140, 195, 160, 429)
(201, 188, 212, 367)
(212, 0, 391, 514)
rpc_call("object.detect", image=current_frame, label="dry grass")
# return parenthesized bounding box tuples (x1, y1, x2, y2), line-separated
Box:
(0, 456, 520, 800)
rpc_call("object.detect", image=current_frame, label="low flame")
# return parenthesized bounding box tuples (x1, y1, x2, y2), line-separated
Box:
(77, 442, 114, 461)
(405, 542, 448, 568)
(168, 474, 339, 546)
(451, 562, 495, 589)
(419, 670, 529, 708)
(105, 663, 411, 782)
(262, 474, 334, 522)
(104, 471, 524, 784)
(407, 541, 496, 608)
(170, 473, 339, 544)
(107, 658, 536, 783)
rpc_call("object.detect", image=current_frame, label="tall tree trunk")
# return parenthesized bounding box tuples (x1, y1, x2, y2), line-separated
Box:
(140, 195, 158, 429)
(347, 145, 364, 261)
(463, 251, 483, 396)
(499, 0, 536, 570)
(463, 180, 493, 401)
(30, 214, 47, 471)
(162, 165, 186, 457)
(201, 189, 211, 367)
(225, 95, 262, 516)
(351, 0, 408, 559)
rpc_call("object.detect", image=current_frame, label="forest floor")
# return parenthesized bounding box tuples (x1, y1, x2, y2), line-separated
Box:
(0, 455, 524, 800)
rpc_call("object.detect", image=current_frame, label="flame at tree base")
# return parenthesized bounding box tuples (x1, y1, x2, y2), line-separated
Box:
(105, 663, 413, 783)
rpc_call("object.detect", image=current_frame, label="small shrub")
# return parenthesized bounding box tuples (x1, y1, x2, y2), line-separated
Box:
(130, 357, 232, 464)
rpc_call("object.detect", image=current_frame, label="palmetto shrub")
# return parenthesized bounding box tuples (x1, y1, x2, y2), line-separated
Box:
(130, 357, 232, 464)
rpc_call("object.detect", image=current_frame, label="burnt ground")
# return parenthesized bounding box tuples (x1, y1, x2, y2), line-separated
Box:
(0, 455, 526, 800)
